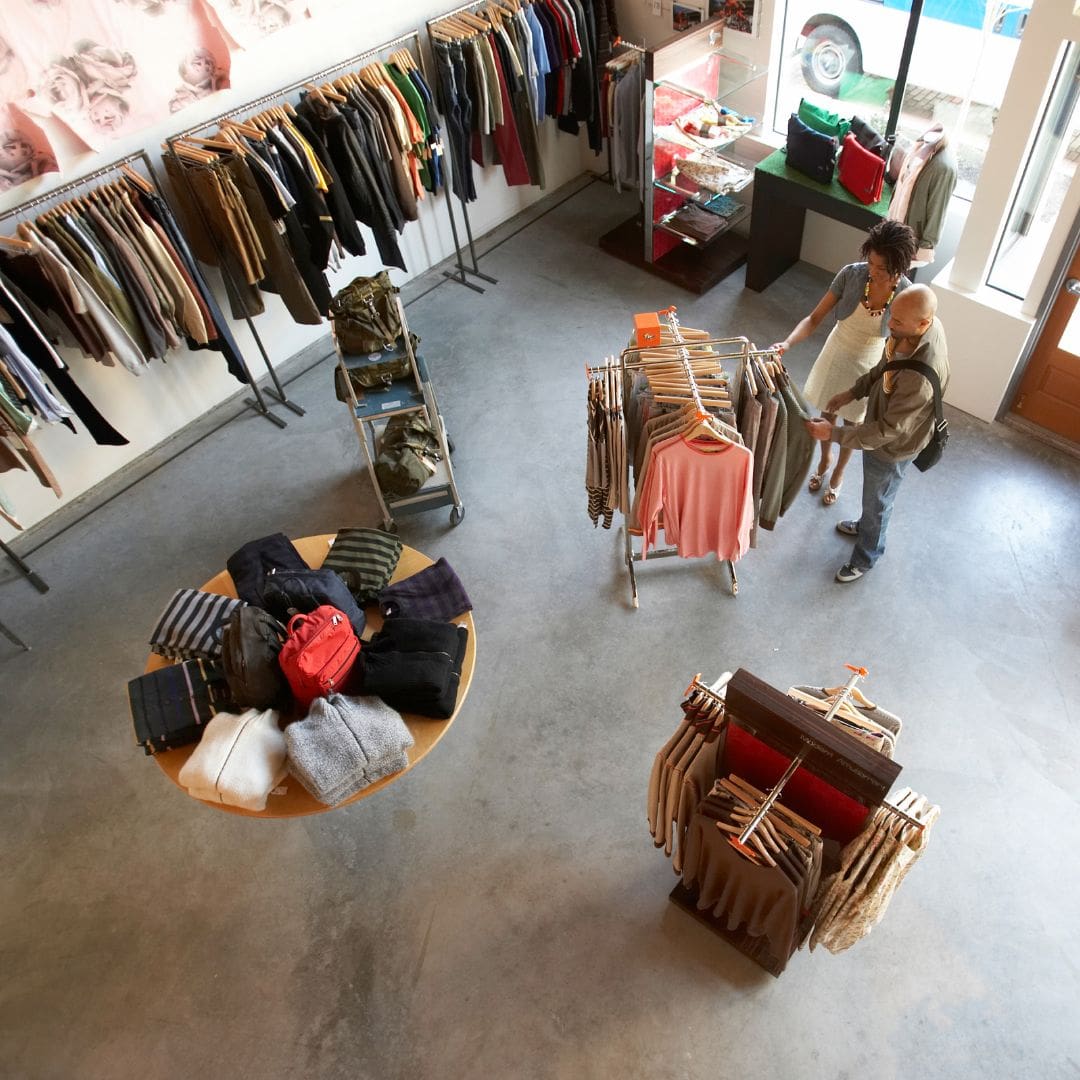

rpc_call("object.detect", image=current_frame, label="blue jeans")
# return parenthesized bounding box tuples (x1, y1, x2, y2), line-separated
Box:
(851, 451, 911, 570)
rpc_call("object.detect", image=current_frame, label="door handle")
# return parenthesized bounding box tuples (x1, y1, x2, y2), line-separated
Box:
(1066, 278, 1080, 296)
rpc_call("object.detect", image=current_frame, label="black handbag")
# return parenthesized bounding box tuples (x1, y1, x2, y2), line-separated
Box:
(786, 113, 838, 184)
(261, 569, 367, 639)
(883, 359, 949, 472)
(221, 606, 290, 709)
(850, 115, 889, 160)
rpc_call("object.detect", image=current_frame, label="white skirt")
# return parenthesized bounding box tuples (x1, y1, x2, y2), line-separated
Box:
(803, 304, 886, 423)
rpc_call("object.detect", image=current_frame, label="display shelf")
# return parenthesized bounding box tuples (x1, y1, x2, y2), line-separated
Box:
(659, 48, 761, 106)
(653, 152, 755, 202)
(656, 202, 750, 247)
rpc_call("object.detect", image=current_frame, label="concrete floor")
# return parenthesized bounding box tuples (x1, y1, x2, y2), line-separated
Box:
(1, 179, 1078, 1080)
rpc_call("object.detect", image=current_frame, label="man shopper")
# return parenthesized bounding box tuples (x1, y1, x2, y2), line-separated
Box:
(805, 284, 949, 583)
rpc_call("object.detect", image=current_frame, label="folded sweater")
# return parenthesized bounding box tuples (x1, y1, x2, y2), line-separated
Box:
(285, 693, 414, 806)
(178, 708, 287, 811)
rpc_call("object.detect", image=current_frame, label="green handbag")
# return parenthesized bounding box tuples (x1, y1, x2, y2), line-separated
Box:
(375, 414, 442, 497)
(330, 271, 403, 355)
(798, 98, 852, 141)
(333, 334, 420, 401)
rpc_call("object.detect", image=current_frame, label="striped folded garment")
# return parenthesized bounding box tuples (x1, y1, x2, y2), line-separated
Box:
(321, 527, 402, 602)
(149, 588, 245, 661)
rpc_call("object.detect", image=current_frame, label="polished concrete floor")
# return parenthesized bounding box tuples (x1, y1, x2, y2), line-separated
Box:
(2, 179, 1078, 1080)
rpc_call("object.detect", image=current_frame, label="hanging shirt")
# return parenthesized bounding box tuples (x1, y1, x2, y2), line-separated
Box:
(637, 435, 754, 561)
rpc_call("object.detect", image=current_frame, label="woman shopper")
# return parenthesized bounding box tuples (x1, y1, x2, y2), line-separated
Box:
(771, 220, 918, 505)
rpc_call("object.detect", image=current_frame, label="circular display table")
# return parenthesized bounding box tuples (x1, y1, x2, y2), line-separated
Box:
(145, 535, 476, 818)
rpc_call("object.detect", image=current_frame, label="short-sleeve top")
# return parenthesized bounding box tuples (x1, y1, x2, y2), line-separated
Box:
(828, 262, 912, 336)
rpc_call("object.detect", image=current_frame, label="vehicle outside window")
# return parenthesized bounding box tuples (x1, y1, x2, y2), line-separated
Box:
(774, 1, 1029, 198)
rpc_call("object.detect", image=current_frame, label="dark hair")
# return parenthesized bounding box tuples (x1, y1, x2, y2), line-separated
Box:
(861, 220, 918, 279)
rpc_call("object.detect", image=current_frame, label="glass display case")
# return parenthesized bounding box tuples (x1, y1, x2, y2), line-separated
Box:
(600, 20, 767, 294)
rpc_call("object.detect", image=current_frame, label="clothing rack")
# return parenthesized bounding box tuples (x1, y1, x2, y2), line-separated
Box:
(0, 150, 282, 428)
(682, 670, 926, 836)
(665, 666, 933, 974)
(588, 310, 751, 608)
(425, 0, 524, 293)
(170, 31, 467, 286)
(165, 33, 472, 426)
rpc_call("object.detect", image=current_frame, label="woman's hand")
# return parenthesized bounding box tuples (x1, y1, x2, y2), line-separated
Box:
(770, 340, 790, 356)
(825, 390, 855, 413)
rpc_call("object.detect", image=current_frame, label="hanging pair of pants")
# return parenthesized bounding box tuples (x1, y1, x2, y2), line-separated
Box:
(850, 450, 912, 571)
(433, 44, 476, 203)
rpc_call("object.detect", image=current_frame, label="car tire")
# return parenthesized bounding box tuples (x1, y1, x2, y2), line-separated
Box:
(801, 24, 861, 98)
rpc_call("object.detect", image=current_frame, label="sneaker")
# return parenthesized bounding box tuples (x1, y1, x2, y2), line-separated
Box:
(835, 519, 859, 537)
(835, 563, 864, 583)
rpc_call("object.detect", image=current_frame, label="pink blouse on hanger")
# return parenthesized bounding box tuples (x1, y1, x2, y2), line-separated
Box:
(637, 435, 754, 561)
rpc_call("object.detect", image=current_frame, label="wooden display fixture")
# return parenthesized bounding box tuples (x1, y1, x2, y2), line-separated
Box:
(599, 213, 749, 295)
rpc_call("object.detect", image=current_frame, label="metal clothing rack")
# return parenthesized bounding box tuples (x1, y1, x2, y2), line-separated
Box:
(588, 310, 750, 607)
(428, 0, 538, 292)
(0, 149, 285, 427)
(168, 29, 473, 298)
(164, 32, 472, 426)
(0, 538, 48, 652)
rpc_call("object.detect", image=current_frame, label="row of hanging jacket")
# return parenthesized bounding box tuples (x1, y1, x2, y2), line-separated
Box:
(651, 670, 939, 974)
(164, 51, 445, 321)
(602, 46, 643, 195)
(0, 168, 253, 528)
(429, 0, 618, 199)
(732, 351, 815, 546)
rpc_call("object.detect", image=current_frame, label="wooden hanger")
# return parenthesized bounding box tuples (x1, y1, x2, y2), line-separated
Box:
(0, 233, 32, 253)
(219, 117, 265, 141)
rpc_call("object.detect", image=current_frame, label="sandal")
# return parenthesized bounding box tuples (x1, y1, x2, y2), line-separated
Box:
(823, 484, 842, 506)
(808, 472, 826, 494)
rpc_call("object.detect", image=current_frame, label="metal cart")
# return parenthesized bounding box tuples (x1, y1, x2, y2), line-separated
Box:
(332, 296, 464, 531)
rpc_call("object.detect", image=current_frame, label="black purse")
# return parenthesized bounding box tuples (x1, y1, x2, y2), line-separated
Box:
(883, 359, 949, 472)
(850, 115, 889, 160)
(786, 113, 838, 184)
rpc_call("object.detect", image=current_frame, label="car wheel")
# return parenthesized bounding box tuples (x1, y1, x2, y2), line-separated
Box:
(801, 24, 860, 98)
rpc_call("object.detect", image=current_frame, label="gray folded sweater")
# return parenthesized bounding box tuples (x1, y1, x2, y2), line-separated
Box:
(285, 693, 414, 806)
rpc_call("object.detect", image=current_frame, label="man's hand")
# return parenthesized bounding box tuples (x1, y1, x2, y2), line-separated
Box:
(825, 389, 855, 413)
(805, 418, 833, 442)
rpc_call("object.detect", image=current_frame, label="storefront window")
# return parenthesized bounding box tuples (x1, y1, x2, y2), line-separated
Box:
(772, 1, 1028, 200)
(987, 45, 1080, 301)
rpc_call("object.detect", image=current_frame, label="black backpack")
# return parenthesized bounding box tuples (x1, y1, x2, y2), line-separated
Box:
(220, 606, 290, 709)
(883, 359, 949, 472)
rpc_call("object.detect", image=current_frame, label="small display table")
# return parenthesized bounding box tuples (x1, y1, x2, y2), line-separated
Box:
(745, 148, 889, 292)
(144, 535, 476, 818)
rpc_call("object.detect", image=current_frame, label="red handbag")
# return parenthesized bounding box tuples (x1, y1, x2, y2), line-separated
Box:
(277, 605, 360, 709)
(838, 134, 885, 205)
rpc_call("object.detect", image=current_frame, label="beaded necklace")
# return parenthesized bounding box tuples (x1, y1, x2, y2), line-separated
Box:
(863, 275, 896, 317)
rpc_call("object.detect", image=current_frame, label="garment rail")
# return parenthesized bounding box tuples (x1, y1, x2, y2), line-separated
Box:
(164, 34, 475, 424)
(168, 30, 475, 300)
(0, 150, 280, 428)
(427, 0, 532, 292)
(587, 308, 751, 607)
(683, 668, 928, 841)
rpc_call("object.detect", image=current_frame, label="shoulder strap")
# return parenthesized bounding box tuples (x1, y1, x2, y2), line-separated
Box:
(882, 358, 944, 425)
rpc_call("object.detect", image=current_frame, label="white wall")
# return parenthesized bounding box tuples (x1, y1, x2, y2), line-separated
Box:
(0, 5, 587, 541)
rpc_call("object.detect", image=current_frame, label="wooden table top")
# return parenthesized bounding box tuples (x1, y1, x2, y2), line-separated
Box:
(144, 535, 476, 819)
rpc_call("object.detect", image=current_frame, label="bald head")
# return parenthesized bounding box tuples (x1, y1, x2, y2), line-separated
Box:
(888, 284, 937, 342)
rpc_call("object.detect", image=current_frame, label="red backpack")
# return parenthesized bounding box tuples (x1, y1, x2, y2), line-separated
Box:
(277, 606, 360, 709)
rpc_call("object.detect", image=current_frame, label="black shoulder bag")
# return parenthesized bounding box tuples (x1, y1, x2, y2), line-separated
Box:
(882, 359, 949, 472)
